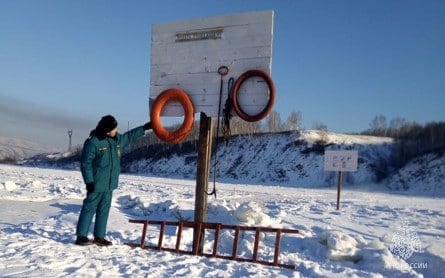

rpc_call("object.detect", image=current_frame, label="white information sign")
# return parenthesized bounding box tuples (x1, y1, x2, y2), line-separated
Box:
(150, 11, 274, 117)
(324, 150, 358, 172)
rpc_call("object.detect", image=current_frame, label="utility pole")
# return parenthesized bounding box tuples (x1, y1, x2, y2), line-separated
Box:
(68, 129, 73, 151)
(127, 121, 131, 150)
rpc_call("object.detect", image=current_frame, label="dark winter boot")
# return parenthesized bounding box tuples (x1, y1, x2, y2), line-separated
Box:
(75, 236, 93, 246)
(93, 237, 112, 246)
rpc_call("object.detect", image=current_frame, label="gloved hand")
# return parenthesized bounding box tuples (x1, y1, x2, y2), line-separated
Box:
(143, 122, 152, 130)
(86, 183, 94, 193)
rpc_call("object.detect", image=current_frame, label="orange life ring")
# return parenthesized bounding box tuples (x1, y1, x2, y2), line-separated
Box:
(150, 88, 195, 143)
(231, 70, 276, 122)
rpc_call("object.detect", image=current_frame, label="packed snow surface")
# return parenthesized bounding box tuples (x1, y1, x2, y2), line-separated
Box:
(0, 164, 444, 277)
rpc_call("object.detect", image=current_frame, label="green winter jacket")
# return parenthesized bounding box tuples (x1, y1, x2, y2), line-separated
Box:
(80, 126, 145, 192)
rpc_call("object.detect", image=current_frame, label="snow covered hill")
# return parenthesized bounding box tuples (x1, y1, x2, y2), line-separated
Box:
(126, 130, 394, 186)
(388, 152, 445, 194)
(125, 130, 445, 196)
(18, 130, 445, 197)
(0, 136, 59, 162)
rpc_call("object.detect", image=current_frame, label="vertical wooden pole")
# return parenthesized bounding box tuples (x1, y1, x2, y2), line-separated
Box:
(336, 171, 343, 210)
(194, 112, 213, 253)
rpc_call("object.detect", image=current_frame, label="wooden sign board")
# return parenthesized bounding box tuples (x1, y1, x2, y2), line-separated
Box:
(324, 150, 358, 172)
(150, 11, 274, 117)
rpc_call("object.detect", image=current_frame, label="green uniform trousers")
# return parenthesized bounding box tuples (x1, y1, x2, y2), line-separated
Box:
(76, 192, 112, 238)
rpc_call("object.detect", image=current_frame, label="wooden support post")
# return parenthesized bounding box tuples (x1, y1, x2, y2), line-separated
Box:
(141, 221, 148, 248)
(194, 112, 214, 254)
(193, 222, 203, 255)
(336, 171, 343, 210)
(158, 221, 166, 250)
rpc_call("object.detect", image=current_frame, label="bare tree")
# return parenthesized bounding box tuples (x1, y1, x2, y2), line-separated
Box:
(369, 115, 387, 136)
(285, 111, 302, 131)
(312, 121, 328, 132)
(267, 110, 282, 132)
(388, 117, 407, 137)
(227, 117, 261, 136)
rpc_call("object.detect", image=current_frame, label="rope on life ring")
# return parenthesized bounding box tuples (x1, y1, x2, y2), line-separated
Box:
(150, 88, 195, 143)
(231, 70, 276, 122)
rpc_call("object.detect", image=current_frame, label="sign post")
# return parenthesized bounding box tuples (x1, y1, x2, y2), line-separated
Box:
(193, 113, 213, 253)
(336, 171, 343, 210)
(149, 11, 274, 253)
(324, 150, 358, 210)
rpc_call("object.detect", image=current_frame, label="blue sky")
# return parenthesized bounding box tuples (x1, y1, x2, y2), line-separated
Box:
(1, 0, 444, 148)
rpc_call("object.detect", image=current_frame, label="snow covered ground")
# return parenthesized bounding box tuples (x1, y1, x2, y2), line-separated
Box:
(1, 164, 444, 277)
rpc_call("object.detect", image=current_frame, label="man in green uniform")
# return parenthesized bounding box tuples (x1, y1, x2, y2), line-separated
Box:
(75, 115, 152, 246)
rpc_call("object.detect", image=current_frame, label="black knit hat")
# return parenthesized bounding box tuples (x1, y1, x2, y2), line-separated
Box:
(97, 115, 118, 133)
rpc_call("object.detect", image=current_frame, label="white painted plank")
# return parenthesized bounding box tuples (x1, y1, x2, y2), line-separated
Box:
(149, 10, 274, 117)
(152, 21, 272, 44)
(152, 11, 273, 33)
(150, 57, 272, 81)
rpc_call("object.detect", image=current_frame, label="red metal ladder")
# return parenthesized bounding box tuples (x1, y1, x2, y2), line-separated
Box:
(124, 220, 299, 269)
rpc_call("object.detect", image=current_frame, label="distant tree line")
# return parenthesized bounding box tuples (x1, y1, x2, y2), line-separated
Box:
(363, 115, 445, 167)
(128, 110, 304, 152)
